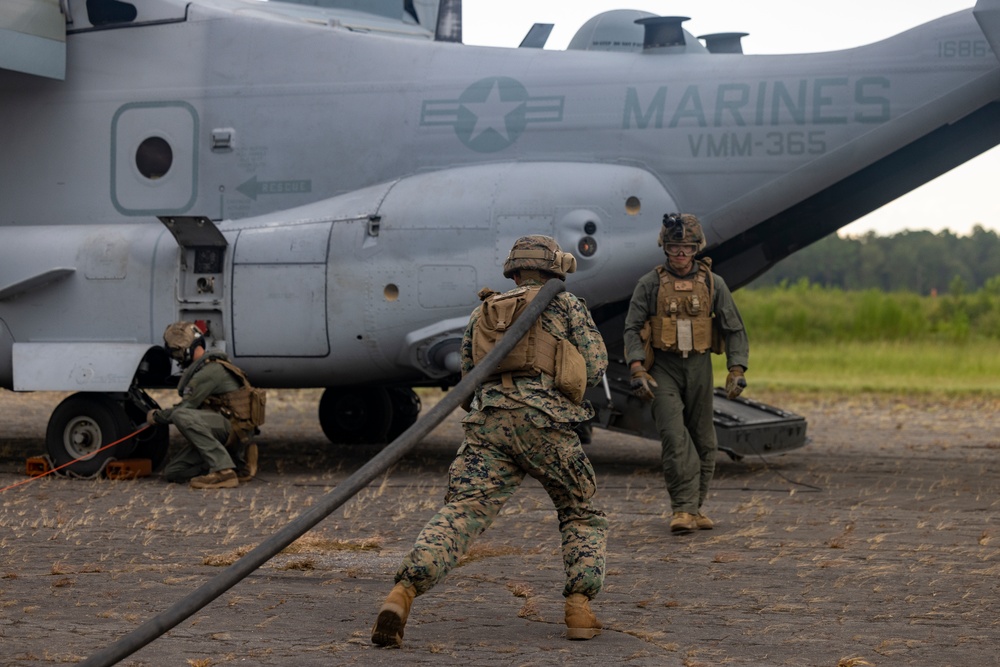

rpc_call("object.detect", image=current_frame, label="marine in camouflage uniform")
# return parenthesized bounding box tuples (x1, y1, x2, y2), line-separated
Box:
(148, 322, 253, 489)
(623, 214, 749, 533)
(372, 236, 609, 648)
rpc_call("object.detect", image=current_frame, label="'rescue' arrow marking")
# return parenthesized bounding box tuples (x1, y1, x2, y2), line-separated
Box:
(237, 176, 312, 200)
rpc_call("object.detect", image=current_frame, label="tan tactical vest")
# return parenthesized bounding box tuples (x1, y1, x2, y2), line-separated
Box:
(202, 359, 267, 438)
(647, 260, 715, 358)
(471, 285, 587, 403)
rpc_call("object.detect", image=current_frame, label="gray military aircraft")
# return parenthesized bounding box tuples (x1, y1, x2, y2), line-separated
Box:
(2, 0, 998, 475)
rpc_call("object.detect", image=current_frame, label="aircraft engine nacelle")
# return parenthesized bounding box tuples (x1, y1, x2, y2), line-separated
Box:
(224, 161, 676, 387)
(326, 161, 675, 385)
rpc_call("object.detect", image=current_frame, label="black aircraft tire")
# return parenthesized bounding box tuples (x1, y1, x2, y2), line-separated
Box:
(123, 401, 171, 471)
(45, 394, 137, 477)
(386, 387, 421, 442)
(318, 387, 393, 445)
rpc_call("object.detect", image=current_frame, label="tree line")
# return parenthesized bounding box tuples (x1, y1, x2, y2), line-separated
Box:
(749, 226, 1000, 294)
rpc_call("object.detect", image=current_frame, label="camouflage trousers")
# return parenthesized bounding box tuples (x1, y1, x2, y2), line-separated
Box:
(394, 405, 608, 599)
(649, 350, 717, 514)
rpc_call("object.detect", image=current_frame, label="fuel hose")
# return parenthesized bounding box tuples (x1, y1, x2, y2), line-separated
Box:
(80, 278, 566, 667)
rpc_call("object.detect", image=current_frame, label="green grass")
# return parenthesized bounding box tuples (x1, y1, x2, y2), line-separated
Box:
(713, 340, 1000, 394)
(736, 280, 1000, 343)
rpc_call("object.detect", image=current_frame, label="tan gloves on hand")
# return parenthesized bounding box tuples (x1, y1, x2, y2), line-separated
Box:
(630, 366, 657, 402)
(631, 363, 745, 401)
(725, 366, 747, 399)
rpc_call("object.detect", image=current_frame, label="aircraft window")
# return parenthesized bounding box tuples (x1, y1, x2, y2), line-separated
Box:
(578, 237, 597, 257)
(384, 284, 399, 302)
(135, 137, 173, 180)
(626, 196, 641, 215)
(86, 0, 138, 26)
(584, 221, 597, 235)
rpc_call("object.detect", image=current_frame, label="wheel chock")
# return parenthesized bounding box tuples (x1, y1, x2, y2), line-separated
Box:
(25, 455, 52, 477)
(105, 459, 153, 480)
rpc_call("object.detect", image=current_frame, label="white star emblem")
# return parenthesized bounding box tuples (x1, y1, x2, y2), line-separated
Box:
(460, 80, 525, 142)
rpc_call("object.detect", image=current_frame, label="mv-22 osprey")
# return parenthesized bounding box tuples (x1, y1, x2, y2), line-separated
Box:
(1, 0, 999, 475)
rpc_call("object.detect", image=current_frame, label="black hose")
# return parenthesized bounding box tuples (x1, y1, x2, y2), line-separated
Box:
(79, 278, 566, 667)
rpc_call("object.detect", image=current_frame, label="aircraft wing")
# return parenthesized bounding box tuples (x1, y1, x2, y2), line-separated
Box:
(0, 0, 65, 80)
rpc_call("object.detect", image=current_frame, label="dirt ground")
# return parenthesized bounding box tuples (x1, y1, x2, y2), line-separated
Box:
(1, 387, 999, 666)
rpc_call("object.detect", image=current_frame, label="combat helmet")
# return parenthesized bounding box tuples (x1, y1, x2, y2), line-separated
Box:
(502, 235, 577, 279)
(163, 321, 205, 366)
(658, 213, 706, 252)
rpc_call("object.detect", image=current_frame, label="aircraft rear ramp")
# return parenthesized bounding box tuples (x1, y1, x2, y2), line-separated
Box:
(586, 358, 808, 460)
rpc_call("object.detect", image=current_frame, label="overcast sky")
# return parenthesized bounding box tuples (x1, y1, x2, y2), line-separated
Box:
(462, 1, 999, 237)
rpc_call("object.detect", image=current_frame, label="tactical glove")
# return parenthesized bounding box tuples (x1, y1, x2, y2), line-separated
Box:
(630, 367, 657, 402)
(725, 366, 747, 400)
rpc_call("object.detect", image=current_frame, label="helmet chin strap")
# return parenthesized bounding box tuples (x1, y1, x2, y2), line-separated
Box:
(179, 339, 205, 367)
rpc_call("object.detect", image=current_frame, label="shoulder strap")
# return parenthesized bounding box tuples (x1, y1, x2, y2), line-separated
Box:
(697, 259, 715, 312)
(654, 264, 671, 286)
(207, 358, 252, 389)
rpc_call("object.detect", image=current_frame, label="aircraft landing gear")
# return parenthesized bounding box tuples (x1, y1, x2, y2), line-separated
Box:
(45, 390, 169, 477)
(318, 386, 421, 445)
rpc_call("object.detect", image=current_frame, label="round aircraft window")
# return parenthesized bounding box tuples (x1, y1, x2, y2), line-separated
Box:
(135, 136, 173, 180)
(625, 196, 641, 215)
(384, 284, 399, 301)
(578, 236, 597, 257)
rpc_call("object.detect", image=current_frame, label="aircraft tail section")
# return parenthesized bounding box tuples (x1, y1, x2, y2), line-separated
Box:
(975, 0, 1000, 62)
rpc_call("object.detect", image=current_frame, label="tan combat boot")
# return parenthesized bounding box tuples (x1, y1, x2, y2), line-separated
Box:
(695, 512, 714, 530)
(189, 469, 238, 489)
(371, 582, 416, 648)
(670, 511, 698, 533)
(564, 593, 602, 640)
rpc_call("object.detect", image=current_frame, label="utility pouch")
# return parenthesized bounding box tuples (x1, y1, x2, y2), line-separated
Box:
(639, 321, 654, 371)
(248, 387, 267, 427)
(554, 338, 587, 404)
(653, 316, 677, 349)
(691, 317, 713, 353)
(710, 317, 725, 355)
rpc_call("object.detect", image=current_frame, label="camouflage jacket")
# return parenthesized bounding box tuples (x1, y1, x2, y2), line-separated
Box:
(623, 262, 749, 370)
(462, 279, 608, 423)
(152, 352, 242, 424)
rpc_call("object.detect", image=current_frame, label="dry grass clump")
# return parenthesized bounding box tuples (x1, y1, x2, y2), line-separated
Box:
(280, 534, 382, 554)
(457, 543, 525, 566)
(203, 545, 253, 567)
(837, 657, 874, 667)
(506, 581, 534, 598)
(201, 534, 381, 567)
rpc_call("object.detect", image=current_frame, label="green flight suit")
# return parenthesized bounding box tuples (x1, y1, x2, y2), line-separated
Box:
(152, 352, 242, 482)
(623, 262, 749, 515)
(394, 280, 610, 600)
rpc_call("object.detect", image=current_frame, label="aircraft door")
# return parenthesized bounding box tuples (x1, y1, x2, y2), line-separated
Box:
(231, 222, 332, 357)
(111, 101, 198, 216)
